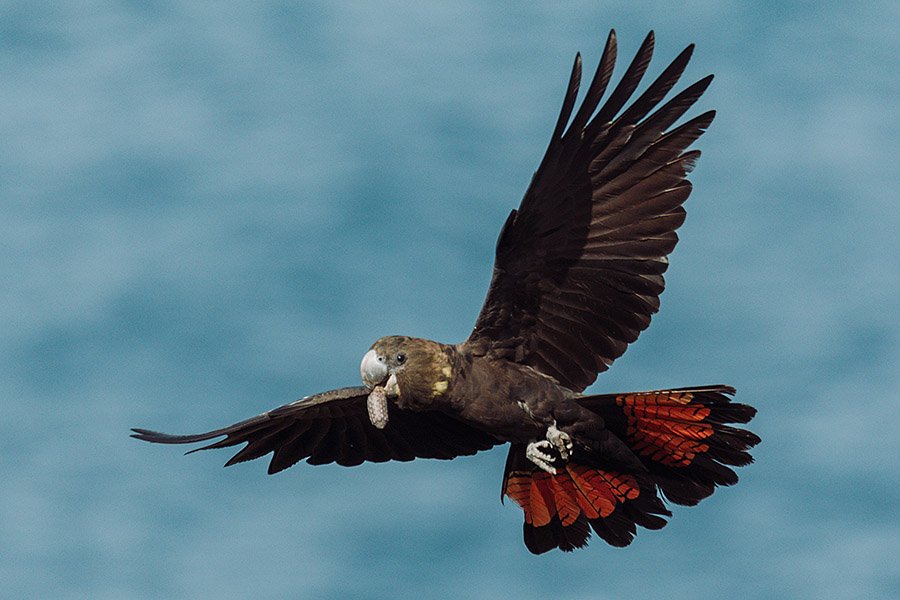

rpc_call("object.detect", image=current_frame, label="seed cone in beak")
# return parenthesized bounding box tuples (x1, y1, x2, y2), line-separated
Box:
(366, 386, 389, 429)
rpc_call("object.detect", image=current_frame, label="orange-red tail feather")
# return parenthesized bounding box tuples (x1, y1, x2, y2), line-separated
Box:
(579, 386, 759, 505)
(503, 457, 670, 553)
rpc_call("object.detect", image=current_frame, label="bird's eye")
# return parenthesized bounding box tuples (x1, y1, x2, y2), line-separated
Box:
(396, 353, 407, 364)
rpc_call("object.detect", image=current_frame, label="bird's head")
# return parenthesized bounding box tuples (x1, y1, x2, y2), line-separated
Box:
(360, 336, 454, 404)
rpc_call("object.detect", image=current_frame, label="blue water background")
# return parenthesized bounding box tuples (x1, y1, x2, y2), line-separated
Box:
(2, 2, 897, 598)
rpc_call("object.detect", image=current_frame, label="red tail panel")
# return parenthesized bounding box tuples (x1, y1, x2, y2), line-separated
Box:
(503, 462, 662, 553)
(505, 466, 639, 525)
(618, 391, 716, 466)
(548, 472, 582, 526)
(580, 386, 760, 506)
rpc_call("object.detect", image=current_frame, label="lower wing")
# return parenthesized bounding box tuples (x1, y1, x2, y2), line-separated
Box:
(133, 386, 500, 474)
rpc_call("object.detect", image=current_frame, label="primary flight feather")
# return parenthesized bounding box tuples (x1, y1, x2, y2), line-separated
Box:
(133, 30, 759, 554)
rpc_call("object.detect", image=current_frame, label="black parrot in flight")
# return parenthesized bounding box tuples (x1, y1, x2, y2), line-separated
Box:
(133, 30, 759, 554)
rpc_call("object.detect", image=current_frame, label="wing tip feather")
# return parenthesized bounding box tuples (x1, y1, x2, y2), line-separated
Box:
(131, 427, 208, 444)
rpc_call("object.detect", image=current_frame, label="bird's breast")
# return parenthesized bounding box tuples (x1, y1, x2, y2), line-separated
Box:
(442, 357, 572, 443)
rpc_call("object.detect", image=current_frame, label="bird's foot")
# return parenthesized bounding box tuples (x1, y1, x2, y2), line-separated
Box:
(546, 422, 573, 461)
(526, 440, 558, 474)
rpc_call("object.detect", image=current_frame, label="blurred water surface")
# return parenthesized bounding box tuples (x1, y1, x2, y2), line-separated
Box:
(2, 2, 897, 599)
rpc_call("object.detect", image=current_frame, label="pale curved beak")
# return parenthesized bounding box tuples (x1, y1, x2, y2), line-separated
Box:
(360, 349, 388, 389)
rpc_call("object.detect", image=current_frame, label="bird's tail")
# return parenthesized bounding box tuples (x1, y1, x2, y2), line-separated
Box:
(501, 385, 759, 554)
(501, 446, 671, 554)
(577, 385, 759, 505)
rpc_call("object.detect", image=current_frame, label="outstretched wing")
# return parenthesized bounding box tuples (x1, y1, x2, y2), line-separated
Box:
(132, 386, 500, 474)
(466, 31, 715, 392)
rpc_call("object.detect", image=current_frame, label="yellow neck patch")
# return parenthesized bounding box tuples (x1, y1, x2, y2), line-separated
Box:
(432, 365, 453, 396)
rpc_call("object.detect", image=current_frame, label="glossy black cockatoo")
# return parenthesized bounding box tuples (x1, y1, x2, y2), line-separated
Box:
(133, 30, 759, 554)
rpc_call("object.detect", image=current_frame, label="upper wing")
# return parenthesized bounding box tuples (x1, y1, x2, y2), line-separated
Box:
(132, 386, 500, 474)
(466, 31, 715, 392)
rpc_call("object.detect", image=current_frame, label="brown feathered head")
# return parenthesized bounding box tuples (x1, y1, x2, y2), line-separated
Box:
(360, 336, 454, 407)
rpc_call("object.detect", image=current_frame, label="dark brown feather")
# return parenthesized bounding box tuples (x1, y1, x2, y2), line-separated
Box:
(467, 30, 715, 391)
(131, 386, 500, 473)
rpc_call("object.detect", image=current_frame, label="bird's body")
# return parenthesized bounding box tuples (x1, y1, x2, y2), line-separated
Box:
(450, 354, 585, 444)
(134, 30, 760, 554)
(382, 336, 582, 443)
